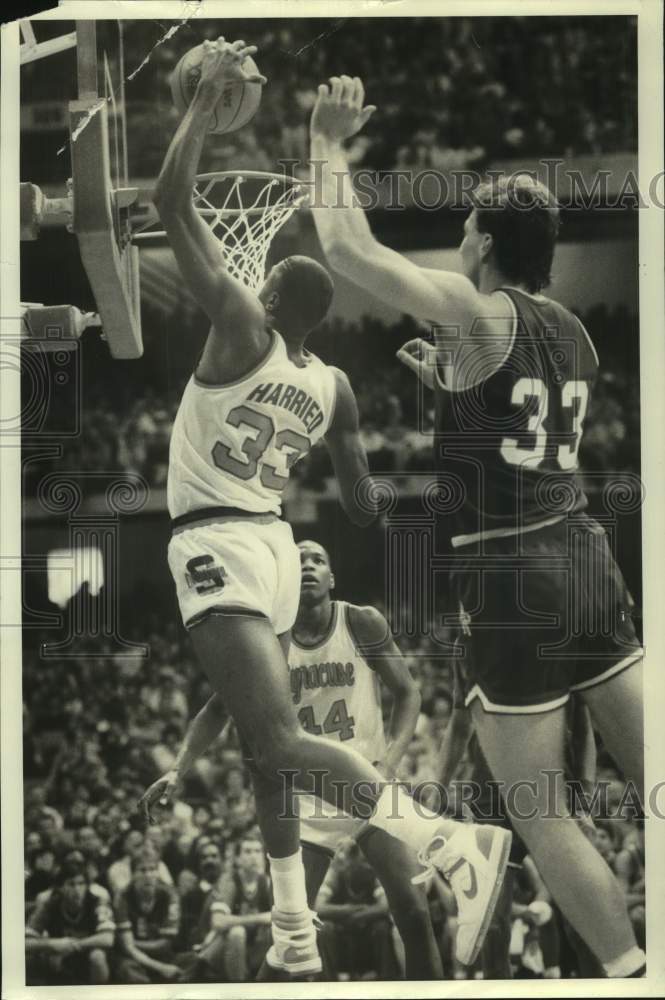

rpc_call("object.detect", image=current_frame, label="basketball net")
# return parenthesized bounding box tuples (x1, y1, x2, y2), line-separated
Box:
(193, 172, 307, 292)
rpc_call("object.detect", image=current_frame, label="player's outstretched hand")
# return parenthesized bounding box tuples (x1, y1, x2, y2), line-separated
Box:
(396, 338, 436, 389)
(199, 37, 267, 92)
(310, 75, 376, 141)
(137, 769, 180, 824)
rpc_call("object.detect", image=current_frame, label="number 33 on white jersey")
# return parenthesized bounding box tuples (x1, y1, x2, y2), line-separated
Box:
(167, 332, 337, 518)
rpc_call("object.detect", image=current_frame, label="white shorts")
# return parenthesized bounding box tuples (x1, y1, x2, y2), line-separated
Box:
(168, 516, 301, 635)
(297, 793, 369, 857)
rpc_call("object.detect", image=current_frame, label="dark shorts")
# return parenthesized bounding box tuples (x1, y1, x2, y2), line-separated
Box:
(449, 514, 642, 713)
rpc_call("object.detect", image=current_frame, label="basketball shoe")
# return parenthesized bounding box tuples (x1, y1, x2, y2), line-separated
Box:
(413, 824, 512, 965)
(265, 908, 322, 976)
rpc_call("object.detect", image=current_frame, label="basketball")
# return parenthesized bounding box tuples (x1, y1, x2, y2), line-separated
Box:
(170, 43, 262, 134)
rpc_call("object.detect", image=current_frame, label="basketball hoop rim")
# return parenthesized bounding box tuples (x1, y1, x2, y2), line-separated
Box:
(194, 170, 307, 219)
(197, 169, 301, 186)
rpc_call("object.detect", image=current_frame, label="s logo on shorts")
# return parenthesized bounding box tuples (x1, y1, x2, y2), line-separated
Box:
(185, 555, 227, 595)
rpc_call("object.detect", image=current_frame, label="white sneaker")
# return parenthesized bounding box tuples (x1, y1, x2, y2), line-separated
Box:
(265, 908, 322, 977)
(414, 823, 512, 966)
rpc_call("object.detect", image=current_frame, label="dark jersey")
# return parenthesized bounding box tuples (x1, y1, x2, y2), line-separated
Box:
(27, 887, 115, 939)
(434, 288, 598, 541)
(114, 883, 179, 941)
(218, 871, 272, 917)
(321, 857, 384, 906)
(207, 870, 272, 947)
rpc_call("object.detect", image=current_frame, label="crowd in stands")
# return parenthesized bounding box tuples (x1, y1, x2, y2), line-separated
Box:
(23, 596, 645, 983)
(22, 17, 636, 186)
(128, 17, 637, 176)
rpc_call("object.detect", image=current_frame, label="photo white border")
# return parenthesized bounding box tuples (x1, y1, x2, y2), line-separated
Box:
(2, 1, 663, 996)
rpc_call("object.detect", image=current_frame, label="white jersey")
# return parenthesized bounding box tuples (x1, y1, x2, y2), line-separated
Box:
(289, 601, 387, 765)
(167, 331, 337, 518)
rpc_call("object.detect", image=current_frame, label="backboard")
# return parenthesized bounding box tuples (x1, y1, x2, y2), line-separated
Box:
(68, 20, 142, 359)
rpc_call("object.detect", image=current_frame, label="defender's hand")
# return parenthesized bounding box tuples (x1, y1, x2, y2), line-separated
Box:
(311, 75, 376, 142)
(199, 38, 267, 93)
(138, 769, 180, 824)
(396, 338, 436, 389)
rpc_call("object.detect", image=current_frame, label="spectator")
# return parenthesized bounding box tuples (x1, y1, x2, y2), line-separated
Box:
(114, 847, 181, 984)
(107, 830, 173, 896)
(317, 839, 398, 980)
(26, 860, 115, 985)
(177, 840, 231, 982)
(205, 835, 272, 982)
(25, 847, 58, 908)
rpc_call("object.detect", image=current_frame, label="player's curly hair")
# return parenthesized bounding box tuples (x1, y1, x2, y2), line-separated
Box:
(472, 175, 560, 293)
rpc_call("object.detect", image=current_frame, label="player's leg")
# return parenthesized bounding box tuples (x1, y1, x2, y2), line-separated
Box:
(190, 612, 387, 976)
(360, 827, 443, 979)
(570, 520, 645, 800)
(470, 701, 644, 976)
(254, 842, 333, 981)
(245, 634, 301, 853)
(191, 612, 468, 826)
(300, 844, 332, 909)
(193, 610, 510, 944)
(577, 658, 644, 801)
(189, 613, 324, 975)
(178, 521, 510, 968)
(189, 615, 374, 805)
(300, 844, 338, 980)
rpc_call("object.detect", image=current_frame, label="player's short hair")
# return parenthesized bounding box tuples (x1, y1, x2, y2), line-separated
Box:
(297, 539, 331, 564)
(472, 175, 560, 293)
(273, 256, 334, 336)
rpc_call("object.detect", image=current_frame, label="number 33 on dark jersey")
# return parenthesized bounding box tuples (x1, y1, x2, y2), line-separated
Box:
(434, 287, 598, 545)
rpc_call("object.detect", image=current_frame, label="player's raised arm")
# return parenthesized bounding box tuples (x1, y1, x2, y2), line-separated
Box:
(309, 75, 483, 334)
(347, 604, 421, 779)
(153, 39, 267, 339)
(324, 367, 378, 527)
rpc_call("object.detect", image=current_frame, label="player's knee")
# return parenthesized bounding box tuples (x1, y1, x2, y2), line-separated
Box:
(252, 741, 282, 779)
(253, 727, 303, 779)
(88, 948, 110, 983)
